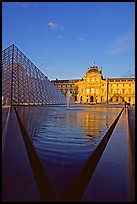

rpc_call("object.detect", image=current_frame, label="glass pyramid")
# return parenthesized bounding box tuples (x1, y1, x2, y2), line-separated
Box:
(2, 44, 66, 106)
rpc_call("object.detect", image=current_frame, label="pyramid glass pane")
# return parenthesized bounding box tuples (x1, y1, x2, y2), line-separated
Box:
(2, 44, 66, 106)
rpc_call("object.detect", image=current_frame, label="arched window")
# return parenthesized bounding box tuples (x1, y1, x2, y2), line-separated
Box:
(90, 96, 94, 102)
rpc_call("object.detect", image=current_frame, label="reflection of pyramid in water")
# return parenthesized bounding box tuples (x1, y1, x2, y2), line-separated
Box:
(2, 44, 66, 106)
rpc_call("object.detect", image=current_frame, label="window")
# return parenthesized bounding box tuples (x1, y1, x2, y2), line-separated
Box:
(110, 89, 113, 94)
(116, 89, 119, 94)
(128, 89, 131, 94)
(87, 89, 89, 94)
(116, 96, 118, 102)
(86, 78, 90, 82)
(91, 88, 94, 93)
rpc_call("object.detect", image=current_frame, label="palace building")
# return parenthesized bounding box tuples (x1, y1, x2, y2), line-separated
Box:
(51, 65, 135, 105)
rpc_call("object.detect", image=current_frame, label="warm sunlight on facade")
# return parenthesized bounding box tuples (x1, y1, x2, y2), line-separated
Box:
(52, 65, 135, 105)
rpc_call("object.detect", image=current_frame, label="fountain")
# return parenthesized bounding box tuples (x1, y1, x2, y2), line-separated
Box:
(66, 90, 72, 109)
(66, 91, 84, 110)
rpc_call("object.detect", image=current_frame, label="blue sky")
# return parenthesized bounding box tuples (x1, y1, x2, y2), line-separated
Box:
(2, 2, 135, 80)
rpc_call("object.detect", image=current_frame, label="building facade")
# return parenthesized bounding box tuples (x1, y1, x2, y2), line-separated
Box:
(51, 65, 135, 105)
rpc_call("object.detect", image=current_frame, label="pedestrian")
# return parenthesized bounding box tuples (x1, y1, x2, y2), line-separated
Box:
(124, 101, 127, 108)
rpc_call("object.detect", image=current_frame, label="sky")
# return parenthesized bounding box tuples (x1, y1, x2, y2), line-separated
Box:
(2, 2, 135, 80)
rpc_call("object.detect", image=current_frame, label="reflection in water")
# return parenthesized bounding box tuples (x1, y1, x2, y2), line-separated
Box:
(2, 107, 9, 131)
(16, 105, 121, 197)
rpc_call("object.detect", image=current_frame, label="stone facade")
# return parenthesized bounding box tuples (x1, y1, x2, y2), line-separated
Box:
(51, 66, 135, 105)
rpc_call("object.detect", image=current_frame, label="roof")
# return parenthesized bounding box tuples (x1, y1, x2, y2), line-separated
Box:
(108, 77, 135, 81)
(86, 66, 100, 73)
(51, 79, 80, 83)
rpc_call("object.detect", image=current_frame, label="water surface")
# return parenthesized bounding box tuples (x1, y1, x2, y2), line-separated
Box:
(16, 104, 121, 196)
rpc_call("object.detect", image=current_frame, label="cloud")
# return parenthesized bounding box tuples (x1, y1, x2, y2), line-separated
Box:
(127, 70, 135, 77)
(47, 22, 64, 31)
(121, 70, 135, 77)
(15, 2, 29, 8)
(77, 37, 84, 41)
(15, 2, 40, 8)
(38, 56, 45, 59)
(57, 35, 63, 39)
(106, 34, 134, 55)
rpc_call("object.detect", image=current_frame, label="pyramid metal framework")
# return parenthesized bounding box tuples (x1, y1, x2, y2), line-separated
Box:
(2, 44, 66, 106)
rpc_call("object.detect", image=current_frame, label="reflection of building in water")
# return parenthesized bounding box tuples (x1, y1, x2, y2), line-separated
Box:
(52, 65, 135, 105)
(16, 106, 119, 141)
(66, 107, 119, 138)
